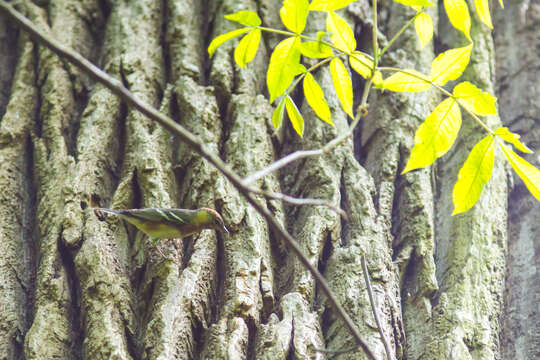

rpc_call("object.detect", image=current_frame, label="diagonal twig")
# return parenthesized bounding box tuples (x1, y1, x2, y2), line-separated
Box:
(251, 188, 348, 219)
(0, 2, 377, 359)
(362, 255, 394, 360)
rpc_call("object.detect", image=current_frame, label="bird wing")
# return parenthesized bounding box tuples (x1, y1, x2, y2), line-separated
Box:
(123, 208, 196, 224)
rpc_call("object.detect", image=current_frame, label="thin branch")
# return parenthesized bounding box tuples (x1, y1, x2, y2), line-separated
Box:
(362, 255, 394, 360)
(379, 9, 424, 58)
(243, 103, 366, 185)
(0, 2, 377, 359)
(313, 255, 394, 360)
(372, 0, 379, 66)
(252, 188, 348, 219)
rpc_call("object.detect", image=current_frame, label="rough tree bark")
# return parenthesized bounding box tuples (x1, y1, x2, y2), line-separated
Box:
(0, 0, 537, 359)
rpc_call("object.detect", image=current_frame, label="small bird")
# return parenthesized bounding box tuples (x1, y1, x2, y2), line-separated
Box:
(94, 207, 228, 259)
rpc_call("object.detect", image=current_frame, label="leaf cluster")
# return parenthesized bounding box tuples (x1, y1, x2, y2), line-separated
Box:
(207, 0, 538, 215)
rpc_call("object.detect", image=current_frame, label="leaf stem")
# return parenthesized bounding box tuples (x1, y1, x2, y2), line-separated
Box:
(379, 9, 424, 58)
(378, 66, 495, 134)
(257, 26, 374, 65)
(285, 56, 333, 100)
(372, 0, 379, 67)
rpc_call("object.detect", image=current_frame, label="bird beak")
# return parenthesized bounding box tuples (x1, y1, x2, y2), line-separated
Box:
(222, 225, 229, 234)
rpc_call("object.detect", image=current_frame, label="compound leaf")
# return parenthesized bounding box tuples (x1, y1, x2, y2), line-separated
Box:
(208, 28, 251, 57)
(225, 10, 261, 27)
(403, 97, 462, 173)
(430, 44, 472, 86)
(330, 57, 353, 118)
(452, 135, 495, 215)
(234, 29, 261, 68)
(285, 95, 304, 137)
(303, 72, 333, 125)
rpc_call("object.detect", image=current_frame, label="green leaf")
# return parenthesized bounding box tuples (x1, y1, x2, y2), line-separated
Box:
(300, 41, 334, 58)
(225, 10, 262, 27)
(415, 12, 433, 49)
(349, 51, 374, 79)
(303, 72, 333, 125)
(392, 0, 434, 8)
(326, 11, 356, 53)
(330, 58, 353, 118)
(309, 0, 356, 11)
(272, 97, 287, 128)
(208, 28, 251, 57)
(280, 0, 309, 34)
(372, 71, 384, 86)
(500, 143, 540, 201)
(285, 96, 304, 137)
(402, 97, 462, 173)
(430, 44, 472, 86)
(453, 81, 497, 116)
(380, 69, 431, 92)
(494, 127, 533, 153)
(234, 29, 261, 68)
(443, 0, 471, 41)
(267, 36, 302, 103)
(475, 0, 493, 29)
(452, 135, 495, 215)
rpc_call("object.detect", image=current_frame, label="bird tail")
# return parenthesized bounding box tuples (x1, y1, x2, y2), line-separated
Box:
(94, 208, 121, 221)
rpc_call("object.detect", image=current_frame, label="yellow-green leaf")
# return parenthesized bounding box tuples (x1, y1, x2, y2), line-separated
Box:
(272, 97, 287, 128)
(225, 10, 262, 27)
(303, 72, 333, 125)
(372, 71, 383, 86)
(234, 29, 261, 68)
(443, 0, 471, 41)
(267, 37, 302, 103)
(393, 0, 434, 8)
(280, 0, 310, 34)
(452, 135, 495, 215)
(317, 31, 327, 41)
(300, 41, 334, 58)
(475, 0, 493, 29)
(498, 0, 504, 9)
(430, 44, 473, 86)
(309, 0, 356, 11)
(415, 12, 433, 49)
(500, 143, 540, 201)
(208, 28, 251, 57)
(330, 58, 353, 118)
(349, 51, 374, 79)
(494, 127, 533, 153)
(380, 69, 431, 92)
(453, 81, 497, 116)
(285, 96, 304, 137)
(403, 97, 462, 173)
(326, 11, 356, 53)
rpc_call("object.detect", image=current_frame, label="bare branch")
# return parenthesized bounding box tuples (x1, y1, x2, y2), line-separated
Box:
(0, 2, 377, 359)
(362, 255, 394, 360)
(252, 188, 348, 219)
(243, 106, 366, 185)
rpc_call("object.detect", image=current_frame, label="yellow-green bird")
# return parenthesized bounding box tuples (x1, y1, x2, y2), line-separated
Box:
(94, 207, 228, 258)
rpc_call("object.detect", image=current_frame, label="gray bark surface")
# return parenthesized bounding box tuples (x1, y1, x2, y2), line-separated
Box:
(0, 0, 536, 359)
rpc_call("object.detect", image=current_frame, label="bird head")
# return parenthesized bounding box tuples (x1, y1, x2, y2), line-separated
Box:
(200, 208, 229, 234)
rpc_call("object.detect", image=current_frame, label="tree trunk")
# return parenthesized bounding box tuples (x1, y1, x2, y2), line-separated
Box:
(0, 0, 537, 359)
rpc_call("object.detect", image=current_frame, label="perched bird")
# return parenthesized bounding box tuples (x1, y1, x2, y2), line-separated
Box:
(94, 207, 228, 258)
